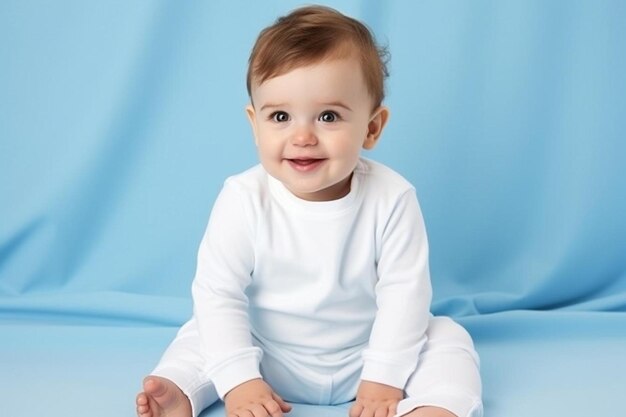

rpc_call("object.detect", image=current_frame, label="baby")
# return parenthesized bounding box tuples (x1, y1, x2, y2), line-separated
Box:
(137, 5, 482, 417)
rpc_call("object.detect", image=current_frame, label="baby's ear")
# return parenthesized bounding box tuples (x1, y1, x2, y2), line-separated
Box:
(245, 104, 259, 145)
(363, 106, 390, 150)
(245, 104, 255, 124)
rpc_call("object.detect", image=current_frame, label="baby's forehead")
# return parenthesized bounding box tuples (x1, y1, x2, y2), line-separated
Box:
(251, 54, 364, 88)
(249, 59, 376, 110)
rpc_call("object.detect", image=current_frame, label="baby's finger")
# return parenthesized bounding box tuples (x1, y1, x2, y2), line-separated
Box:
(363, 407, 376, 417)
(250, 403, 271, 417)
(271, 392, 292, 412)
(263, 399, 283, 417)
(231, 410, 254, 417)
(355, 404, 374, 417)
(349, 403, 364, 417)
(374, 406, 388, 417)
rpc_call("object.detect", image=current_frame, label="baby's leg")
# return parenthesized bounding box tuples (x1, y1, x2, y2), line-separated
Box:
(137, 318, 219, 417)
(398, 316, 483, 417)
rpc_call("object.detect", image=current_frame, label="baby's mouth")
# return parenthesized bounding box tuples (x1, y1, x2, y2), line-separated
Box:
(286, 158, 325, 171)
(290, 158, 321, 165)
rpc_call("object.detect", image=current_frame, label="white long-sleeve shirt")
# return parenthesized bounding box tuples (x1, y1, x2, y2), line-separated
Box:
(190, 158, 432, 398)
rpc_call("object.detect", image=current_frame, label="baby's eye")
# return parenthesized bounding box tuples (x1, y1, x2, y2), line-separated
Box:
(319, 111, 339, 123)
(270, 111, 290, 122)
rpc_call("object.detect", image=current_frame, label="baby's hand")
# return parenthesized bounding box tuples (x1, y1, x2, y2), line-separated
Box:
(349, 380, 403, 417)
(224, 378, 292, 417)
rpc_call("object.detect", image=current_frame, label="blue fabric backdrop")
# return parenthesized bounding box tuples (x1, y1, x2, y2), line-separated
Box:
(1, 1, 625, 416)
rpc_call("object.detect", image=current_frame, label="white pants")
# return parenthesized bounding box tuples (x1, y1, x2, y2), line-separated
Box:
(152, 316, 483, 417)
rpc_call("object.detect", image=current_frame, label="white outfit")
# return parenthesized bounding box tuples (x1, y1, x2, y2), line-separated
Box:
(153, 158, 483, 417)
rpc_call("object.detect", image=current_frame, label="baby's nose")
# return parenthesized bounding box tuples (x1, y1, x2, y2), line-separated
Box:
(291, 124, 318, 146)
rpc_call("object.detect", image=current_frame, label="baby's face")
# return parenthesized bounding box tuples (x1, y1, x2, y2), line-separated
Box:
(247, 57, 387, 201)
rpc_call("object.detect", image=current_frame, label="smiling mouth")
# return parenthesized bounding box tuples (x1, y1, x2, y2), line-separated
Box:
(286, 158, 325, 172)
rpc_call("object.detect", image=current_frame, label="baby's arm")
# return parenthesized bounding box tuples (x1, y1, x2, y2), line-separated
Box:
(192, 182, 264, 398)
(354, 191, 475, 417)
(149, 180, 270, 414)
(224, 379, 292, 417)
(360, 190, 432, 388)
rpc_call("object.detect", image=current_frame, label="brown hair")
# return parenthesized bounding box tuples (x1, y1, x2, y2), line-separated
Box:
(246, 5, 389, 108)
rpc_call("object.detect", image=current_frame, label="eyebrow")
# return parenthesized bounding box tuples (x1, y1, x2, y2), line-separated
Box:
(259, 103, 287, 112)
(321, 101, 353, 112)
(258, 101, 353, 112)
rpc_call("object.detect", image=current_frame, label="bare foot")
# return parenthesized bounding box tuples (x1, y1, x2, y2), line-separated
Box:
(136, 376, 192, 417)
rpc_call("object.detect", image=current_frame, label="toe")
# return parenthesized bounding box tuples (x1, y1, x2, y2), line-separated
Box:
(137, 392, 149, 406)
(144, 376, 170, 400)
(136, 392, 151, 417)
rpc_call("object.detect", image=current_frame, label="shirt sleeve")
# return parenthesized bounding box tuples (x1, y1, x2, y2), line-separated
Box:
(190, 180, 262, 399)
(360, 189, 433, 389)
